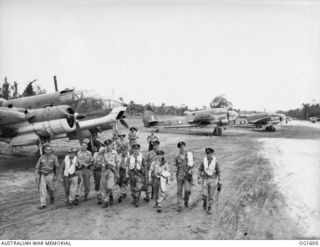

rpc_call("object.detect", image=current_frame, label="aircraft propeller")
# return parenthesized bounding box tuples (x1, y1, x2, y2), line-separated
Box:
(120, 118, 129, 129)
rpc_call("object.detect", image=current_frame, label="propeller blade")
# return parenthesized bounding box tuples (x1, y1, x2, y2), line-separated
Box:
(120, 118, 129, 129)
(76, 122, 83, 145)
(75, 93, 84, 113)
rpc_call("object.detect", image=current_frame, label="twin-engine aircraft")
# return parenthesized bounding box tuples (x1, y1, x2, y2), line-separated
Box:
(236, 111, 285, 131)
(143, 108, 239, 136)
(0, 104, 126, 153)
(0, 77, 128, 153)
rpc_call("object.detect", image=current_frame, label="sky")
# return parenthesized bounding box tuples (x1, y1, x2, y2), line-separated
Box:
(0, 0, 319, 111)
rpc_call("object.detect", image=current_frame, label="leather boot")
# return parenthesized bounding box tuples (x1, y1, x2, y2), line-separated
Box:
(203, 196, 207, 210)
(109, 195, 114, 206)
(184, 191, 190, 208)
(135, 192, 141, 207)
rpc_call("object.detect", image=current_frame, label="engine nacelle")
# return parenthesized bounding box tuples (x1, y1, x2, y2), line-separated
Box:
(29, 105, 75, 123)
(17, 118, 76, 138)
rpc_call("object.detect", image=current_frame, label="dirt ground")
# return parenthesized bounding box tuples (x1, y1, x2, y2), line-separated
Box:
(0, 118, 319, 240)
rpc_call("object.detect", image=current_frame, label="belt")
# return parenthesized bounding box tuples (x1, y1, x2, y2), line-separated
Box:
(65, 173, 76, 177)
(94, 167, 102, 171)
(39, 171, 53, 176)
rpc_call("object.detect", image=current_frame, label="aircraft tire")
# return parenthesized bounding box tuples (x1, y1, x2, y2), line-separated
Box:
(213, 128, 218, 136)
(213, 127, 222, 136)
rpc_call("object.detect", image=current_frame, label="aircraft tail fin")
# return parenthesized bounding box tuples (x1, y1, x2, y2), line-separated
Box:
(143, 110, 158, 127)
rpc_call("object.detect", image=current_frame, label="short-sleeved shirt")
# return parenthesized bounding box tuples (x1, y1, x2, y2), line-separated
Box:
(35, 154, 59, 175)
(199, 156, 220, 178)
(128, 132, 138, 145)
(93, 152, 105, 169)
(116, 139, 129, 152)
(175, 152, 189, 176)
(118, 152, 130, 169)
(147, 135, 159, 143)
(104, 150, 119, 167)
(77, 151, 93, 168)
(145, 150, 157, 169)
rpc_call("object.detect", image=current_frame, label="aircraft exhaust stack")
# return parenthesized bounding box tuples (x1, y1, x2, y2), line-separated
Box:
(53, 75, 58, 92)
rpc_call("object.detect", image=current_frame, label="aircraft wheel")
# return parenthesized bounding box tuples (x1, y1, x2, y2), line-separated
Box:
(213, 127, 222, 136)
(213, 128, 218, 136)
(271, 126, 276, 132)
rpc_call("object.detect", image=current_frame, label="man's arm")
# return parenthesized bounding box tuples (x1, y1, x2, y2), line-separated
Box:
(53, 156, 59, 180)
(171, 157, 178, 181)
(215, 161, 221, 182)
(35, 157, 42, 181)
(198, 162, 204, 180)
(61, 160, 66, 178)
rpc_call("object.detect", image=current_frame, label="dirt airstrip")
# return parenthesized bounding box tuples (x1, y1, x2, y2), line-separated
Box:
(0, 118, 319, 240)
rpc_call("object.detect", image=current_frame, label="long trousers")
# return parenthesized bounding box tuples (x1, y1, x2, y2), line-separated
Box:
(93, 169, 101, 192)
(130, 172, 144, 199)
(176, 176, 192, 208)
(118, 168, 129, 196)
(155, 177, 167, 207)
(75, 169, 90, 198)
(100, 169, 115, 203)
(145, 169, 152, 198)
(38, 173, 55, 206)
(153, 177, 160, 201)
(202, 177, 218, 207)
(63, 175, 78, 202)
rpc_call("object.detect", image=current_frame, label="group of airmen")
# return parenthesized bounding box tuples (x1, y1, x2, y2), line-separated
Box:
(35, 127, 222, 214)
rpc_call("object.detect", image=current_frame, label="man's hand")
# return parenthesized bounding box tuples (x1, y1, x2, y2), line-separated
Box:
(53, 176, 57, 182)
(35, 175, 40, 184)
(217, 182, 222, 192)
(197, 178, 201, 185)
(170, 176, 174, 182)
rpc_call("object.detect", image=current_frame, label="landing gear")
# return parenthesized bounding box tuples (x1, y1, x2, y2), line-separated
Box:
(265, 126, 276, 132)
(213, 127, 222, 136)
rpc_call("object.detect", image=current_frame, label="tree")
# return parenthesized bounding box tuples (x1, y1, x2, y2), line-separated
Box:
(210, 95, 233, 109)
(1, 77, 10, 99)
(1, 77, 46, 99)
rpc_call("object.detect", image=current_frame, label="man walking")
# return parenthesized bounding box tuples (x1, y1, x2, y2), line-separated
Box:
(76, 143, 93, 202)
(35, 145, 59, 209)
(145, 140, 160, 201)
(150, 150, 171, 213)
(198, 148, 221, 215)
(171, 141, 194, 212)
(117, 145, 130, 203)
(146, 130, 159, 151)
(93, 146, 106, 204)
(61, 148, 78, 209)
(100, 140, 119, 208)
(128, 144, 146, 207)
(128, 127, 139, 152)
(116, 134, 129, 154)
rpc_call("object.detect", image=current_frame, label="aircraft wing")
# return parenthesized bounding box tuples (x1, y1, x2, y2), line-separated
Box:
(249, 116, 280, 126)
